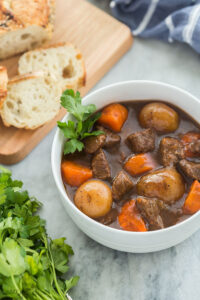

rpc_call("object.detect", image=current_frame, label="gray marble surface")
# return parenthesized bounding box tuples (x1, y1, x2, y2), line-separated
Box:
(4, 1, 200, 299)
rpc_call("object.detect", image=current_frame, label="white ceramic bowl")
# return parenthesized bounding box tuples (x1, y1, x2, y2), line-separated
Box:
(51, 80, 200, 253)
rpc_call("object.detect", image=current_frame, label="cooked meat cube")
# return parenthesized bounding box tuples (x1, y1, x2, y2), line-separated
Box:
(127, 128, 155, 153)
(136, 197, 164, 230)
(92, 149, 111, 180)
(188, 140, 200, 155)
(97, 125, 121, 148)
(180, 132, 200, 158)
(157, 200, 182, 216)
(179, 159, 200, 180)
(112, 170, 134, 201)
(84, 134, 106, 154)
(98, 208, 118, 225)
(159, 137, 184, 166)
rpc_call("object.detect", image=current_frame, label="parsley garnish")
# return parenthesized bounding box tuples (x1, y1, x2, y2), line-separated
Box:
(58, 89, 103, 154)
(0, 167, 78, 299)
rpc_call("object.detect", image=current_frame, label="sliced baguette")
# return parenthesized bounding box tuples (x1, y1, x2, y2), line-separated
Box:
(0, 72, 62, 129)
(0, 66, 8, 108)
(18, 43, 86, 91)
(0, 0, 55, 60)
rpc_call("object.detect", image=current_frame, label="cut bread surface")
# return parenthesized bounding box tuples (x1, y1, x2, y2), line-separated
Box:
(0, 0, 55, 59)
(0, 72, 62, 129)
(18, 43, 86, 91)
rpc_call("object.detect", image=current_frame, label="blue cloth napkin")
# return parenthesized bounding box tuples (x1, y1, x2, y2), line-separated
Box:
(110, 0, 200, 54)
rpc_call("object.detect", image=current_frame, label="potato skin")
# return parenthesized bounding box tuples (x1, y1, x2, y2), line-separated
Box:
(74, 180, 112, 218)
(139, 102, 179, 133)
(137, 167, 185, 204)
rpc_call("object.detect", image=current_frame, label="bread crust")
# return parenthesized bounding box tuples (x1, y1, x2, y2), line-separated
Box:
(0, 0, 55, 32)
(0, 65, 8, 108)
(0, 0, 55, 59)
(7, 71, 44, 85)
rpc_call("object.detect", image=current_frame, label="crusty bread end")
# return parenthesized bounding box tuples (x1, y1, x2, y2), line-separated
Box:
(0, 0, 55, 60)
(0, 66, 8, 109)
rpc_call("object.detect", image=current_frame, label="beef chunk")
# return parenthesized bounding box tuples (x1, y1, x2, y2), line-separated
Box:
(136, 197, 164, 230)
(98, 208, 118, 225)
(112, 170, 134, 201)
(159, 137, 184, 166)
(188, 140, 200, 155)
(92, 149, 111, 180)
(84, 134, 106, 154)
(179, 159, 200, 180)
(97, 125, 121, 148)
(127, 128, 155, 153)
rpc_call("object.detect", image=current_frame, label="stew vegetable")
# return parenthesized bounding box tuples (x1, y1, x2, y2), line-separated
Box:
(60, 91, 200, 232)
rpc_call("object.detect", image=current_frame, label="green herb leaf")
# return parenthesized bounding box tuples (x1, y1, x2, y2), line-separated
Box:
(65, 276, 79, 293)
(64, 139, 84, 155)
(0, 168, 79, 299)
(58, 89, 102, 155)
(57, 120, 77, 139)
(0, 166, 11, 175)
(0, 239, 26, 277)
(82, 130, 104, 139)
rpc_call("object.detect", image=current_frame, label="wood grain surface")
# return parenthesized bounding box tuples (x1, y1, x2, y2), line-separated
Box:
(0, 0, 133, 165)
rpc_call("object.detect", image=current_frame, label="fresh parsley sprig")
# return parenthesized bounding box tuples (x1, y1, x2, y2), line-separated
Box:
(0, 167, 79, 300)
(58, 89, 103, 155)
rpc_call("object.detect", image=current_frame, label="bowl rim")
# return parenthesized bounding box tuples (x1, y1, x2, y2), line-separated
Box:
(51, 80, 200, 237)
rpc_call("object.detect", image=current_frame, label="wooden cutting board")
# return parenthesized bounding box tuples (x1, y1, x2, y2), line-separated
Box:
(0, 0, 133, 165)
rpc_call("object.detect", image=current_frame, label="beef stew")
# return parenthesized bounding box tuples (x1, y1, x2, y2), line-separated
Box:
(61, 101, 200, 232)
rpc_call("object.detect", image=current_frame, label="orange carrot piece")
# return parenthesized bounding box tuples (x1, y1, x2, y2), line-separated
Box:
(124, 153, 156, 176)
(118, 199, 147, 232)
(98, 103, 128, 132)
(181, 132, 200, 158)
(183, 180, 200, 214)
(61, 161, 92, 187)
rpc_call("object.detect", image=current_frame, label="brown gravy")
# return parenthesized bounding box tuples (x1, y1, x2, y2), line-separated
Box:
(62, 101, 200, 230)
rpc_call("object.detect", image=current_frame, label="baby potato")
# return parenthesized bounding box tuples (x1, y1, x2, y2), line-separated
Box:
(74, 180, 112, 218)
(137, 167, 185, 204)
(139, 102, 179, 133)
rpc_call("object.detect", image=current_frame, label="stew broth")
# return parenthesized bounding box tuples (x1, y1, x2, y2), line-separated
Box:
(62, 101, 200, 231)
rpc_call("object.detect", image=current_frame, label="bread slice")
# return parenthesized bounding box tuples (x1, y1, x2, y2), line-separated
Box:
(0, 0, 55, 60)
(0, 66, 8, 108)
(18, 43, 86, 91)
(0, 72, 62, 129)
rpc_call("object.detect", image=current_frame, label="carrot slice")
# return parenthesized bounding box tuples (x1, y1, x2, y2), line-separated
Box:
(183, 180, 200, 214)
(61, 161, 92, 187)
(98, 103, 128, 132)
(118, 199, 147, 231)
(181, 132, 200, 158)
(124, 153, 156, 176)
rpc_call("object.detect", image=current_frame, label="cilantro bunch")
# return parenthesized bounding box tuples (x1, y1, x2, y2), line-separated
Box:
(0, 166, 78, 299)
(58, 89, 103, 154)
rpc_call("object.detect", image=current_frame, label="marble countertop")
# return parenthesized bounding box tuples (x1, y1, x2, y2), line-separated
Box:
(5, 1, 200, 299)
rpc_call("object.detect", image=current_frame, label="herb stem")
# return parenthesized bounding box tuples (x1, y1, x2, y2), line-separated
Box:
(11, 275, 26, 300)
(35, 290, 52, 300)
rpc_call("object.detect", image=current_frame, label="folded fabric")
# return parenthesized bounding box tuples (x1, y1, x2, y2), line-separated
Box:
(110, 0, 200, 54)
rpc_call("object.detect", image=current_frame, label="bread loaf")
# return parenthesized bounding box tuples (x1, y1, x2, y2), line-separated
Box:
(0, 0, 55, 60)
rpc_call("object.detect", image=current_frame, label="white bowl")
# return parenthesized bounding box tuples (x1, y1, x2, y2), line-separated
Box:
(51, 80, 200, 253)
